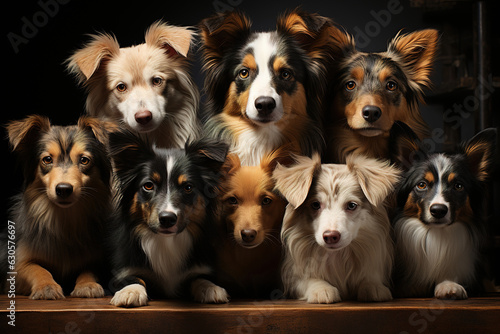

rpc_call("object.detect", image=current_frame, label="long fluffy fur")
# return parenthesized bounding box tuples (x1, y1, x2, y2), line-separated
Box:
(6, 115, 112, 299)
(274, 154, 399, 303)
(66, 21, 200, 149)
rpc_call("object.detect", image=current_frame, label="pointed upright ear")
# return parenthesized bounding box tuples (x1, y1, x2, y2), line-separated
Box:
(327, 24, 356, 60)
(387, 29, 438, 89)
(461, 128, 497, 182)
(389, 121, 427, 170)
(347, 155, 401, 207)
(273, 153, 321, 208)
(145, 21, 194, 58)
(66, 32, 120, 85)
(276, 9, 336, 67)
(199, 11, 252, 59)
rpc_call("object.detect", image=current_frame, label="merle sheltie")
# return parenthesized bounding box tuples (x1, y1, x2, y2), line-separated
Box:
(324, 28, 438, 163)
(6, 115, 112, 299)
(66, 21, 200, 148)
(390, 122, 497, 299)
(199, 9, 335, 165)
(273, 153, 400, 303)
(108, 129, 229, 307)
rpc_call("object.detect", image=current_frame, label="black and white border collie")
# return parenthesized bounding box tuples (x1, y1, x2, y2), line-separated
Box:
(390, 122, 497, 299)
(199, 9, 336, 165)
(108, 129, 229, 307)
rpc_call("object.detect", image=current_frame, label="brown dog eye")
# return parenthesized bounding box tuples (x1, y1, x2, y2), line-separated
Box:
(42, 156, 53, 164)
(184, 183, 193, 194)
(116, 83, 127, 92)
(345, 81, 356, 91)
(280, 70, 292, 80)
(152, 77, 163, 86)
(228, 196, 238, 205)
(80, 156, 90, 165)
(143, 182, 155, 191)
(239, 68, 249, 79)
(386, 81, 397, 91)
(416, 181, 427, 190)
(311, 201, 321, 210)
(262, 197, 272, 205)
(454, 183, 464, 191)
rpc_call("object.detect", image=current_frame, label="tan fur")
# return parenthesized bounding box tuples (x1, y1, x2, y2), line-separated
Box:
(215, 151, 288, 297)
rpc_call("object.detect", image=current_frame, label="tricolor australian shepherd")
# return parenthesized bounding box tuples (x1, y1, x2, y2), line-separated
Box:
(390, 122, 497, 299)
(66, 21, 200, 148)
(273, 153, 400, 303)
(324, 28, 439, 163)
(6, 115, 112, 299)
(200, 9, 335, 165)
(108, 129, 229, 307)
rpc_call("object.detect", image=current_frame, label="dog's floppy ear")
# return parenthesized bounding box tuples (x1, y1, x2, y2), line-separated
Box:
(460, 128, 497, 182)
(222, 153, 241, 176)
(273, 153, 321, 208)
(145, 21, 194, 58)
(6, 115, 51, 182)
(260, 145, 296, 175)
(186, 139, 229, 172)
(77, 116, 118, 146)
(199, 11, 251, 58)
(66, 32, 120, 84)
(108, 129, 155, 183)
(387, 29, 439, 89)
(347, 155, 400, 207)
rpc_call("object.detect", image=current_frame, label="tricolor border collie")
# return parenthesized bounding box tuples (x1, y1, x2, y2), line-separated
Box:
(200, 9, 336, 165)
(108, 129, 229, 307)
(390, 122, 497, 299)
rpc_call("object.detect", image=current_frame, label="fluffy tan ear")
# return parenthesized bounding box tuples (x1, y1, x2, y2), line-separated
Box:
(7, 115, 51, 152)
(461, 128, 497, 182)
(272, 153, 321, 208)
(77, 116, 118, 146)
(145, 21, 194, 58)
(222, 153, 241, 176)
(346, 154, 400, 207)
(387, 29, 439, 89)
(66, 32, 120, 84)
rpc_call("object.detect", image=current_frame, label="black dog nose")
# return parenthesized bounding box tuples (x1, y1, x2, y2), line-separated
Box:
(362, 105, 382, 123)
(323, 230, 341, 245)
(55, 183, 73, 199)
(255, 96, 276, 116)
(430, 204, 448, 219)
(241, 229, 257, 243)
(159, 211, 177, 228)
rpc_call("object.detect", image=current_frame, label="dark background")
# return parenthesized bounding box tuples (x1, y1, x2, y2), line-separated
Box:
(3, 0, 499, 278)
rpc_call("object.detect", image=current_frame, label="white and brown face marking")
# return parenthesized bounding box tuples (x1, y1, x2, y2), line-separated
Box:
(223, 32, 308, 127)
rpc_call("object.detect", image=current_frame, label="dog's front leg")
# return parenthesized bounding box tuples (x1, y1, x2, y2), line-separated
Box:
(298, 278, 341, 304)
(71, 271, 105, 298)
(110, 275, 149, 307)
(16, 260, 65, 300)
(357, 279, 392, 302)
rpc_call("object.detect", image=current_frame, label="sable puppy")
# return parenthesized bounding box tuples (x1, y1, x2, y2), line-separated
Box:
(67, 21, 200, 148)
(391, 122, 497, 299)
(215, 150, 288, 297)
(274, 153, 399, 303)
(325, 28, 438, 163)
(200, 9, 336, 165)
(6, 115, 112, 299)
(108, 129, 229, 307)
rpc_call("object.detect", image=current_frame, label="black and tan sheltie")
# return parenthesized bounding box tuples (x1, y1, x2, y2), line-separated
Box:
(199, 9, 335, 165)
(6, 115, 113, 299)
(108, 129, 230, 307)
(324, 28, 438, 163)
(390, 122, 497, 299)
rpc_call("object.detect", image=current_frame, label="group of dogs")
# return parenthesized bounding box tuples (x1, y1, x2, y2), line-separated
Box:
(4, 9, 497, 307)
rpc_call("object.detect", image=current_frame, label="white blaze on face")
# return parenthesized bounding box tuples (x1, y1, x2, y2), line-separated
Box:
(244, 33, 284, 124)
(425, 155, 451, 225)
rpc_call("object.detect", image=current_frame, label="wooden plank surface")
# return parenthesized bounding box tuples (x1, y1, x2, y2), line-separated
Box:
(1, 295, 500, 333)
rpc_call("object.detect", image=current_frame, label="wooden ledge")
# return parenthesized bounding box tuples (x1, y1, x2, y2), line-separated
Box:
(1, 295, 500, 333)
